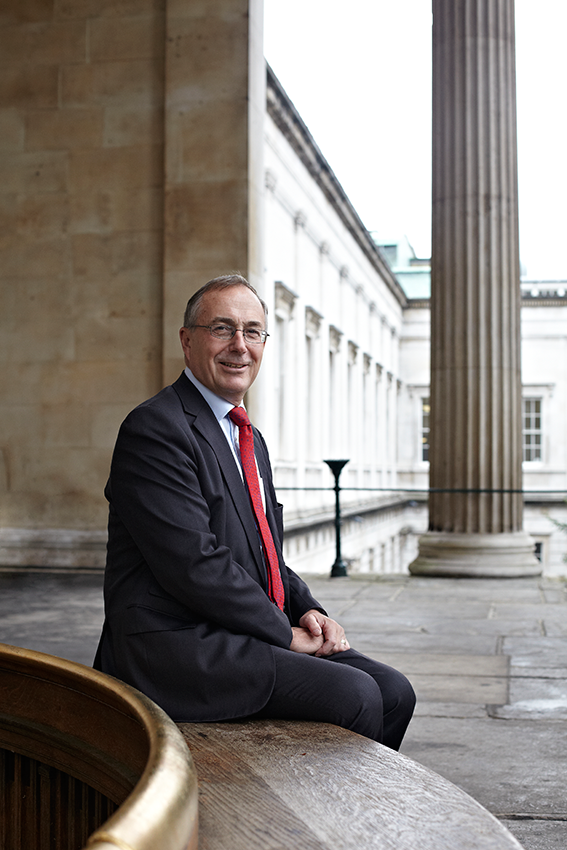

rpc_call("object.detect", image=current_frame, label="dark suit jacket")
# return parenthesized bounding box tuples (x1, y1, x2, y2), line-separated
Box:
(95, 373, 322, 722)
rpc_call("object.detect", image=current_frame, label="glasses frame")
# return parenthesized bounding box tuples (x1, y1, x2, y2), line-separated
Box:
(191, 324, 270, 345)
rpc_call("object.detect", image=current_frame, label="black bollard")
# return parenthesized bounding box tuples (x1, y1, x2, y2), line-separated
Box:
(323, 459, 349, 578)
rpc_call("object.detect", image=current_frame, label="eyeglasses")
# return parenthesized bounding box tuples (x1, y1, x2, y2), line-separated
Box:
(192, 324, 269, 345)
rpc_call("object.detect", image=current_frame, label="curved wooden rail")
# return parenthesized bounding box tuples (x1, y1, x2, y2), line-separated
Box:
(180, 719, 524, 850)
(0, 643, 198, 850)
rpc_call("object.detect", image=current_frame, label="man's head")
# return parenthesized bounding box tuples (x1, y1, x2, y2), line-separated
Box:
(179, 275, 269, 405)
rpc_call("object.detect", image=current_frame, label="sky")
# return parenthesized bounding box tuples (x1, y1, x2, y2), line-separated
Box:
(264, 0, 567, 281)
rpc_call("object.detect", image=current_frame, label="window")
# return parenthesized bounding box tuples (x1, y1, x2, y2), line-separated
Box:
(523, 398, 542, 462)
(421, 397, 430, 462)
(274, 282, 297, 460)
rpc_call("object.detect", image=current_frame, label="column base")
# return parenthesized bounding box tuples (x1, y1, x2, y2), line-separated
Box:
(408, 531, 542, 578)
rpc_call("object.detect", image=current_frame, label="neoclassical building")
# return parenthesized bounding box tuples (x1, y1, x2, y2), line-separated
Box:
(1, 1, 566, 576)
(396, 257, 567, 577)
(262, 70, 567, 578)
(259, 69, 419, 576)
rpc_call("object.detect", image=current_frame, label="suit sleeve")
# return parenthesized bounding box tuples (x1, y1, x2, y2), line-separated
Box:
(106, 400, 293, 648)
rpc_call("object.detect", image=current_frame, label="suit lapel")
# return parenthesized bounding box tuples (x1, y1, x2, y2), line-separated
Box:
(172, 375, 265, 579)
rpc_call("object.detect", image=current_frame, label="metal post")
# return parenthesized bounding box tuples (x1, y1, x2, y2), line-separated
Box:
(324, 459, 349, 578)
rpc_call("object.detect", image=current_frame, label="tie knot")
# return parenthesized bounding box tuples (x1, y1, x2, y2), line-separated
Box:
(229, 406, 251, 428)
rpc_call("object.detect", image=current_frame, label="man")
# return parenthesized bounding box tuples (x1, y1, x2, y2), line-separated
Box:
(94, 274, 415, 749)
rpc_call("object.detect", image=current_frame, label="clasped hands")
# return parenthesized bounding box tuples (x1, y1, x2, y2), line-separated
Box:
(290, 609, 350, 657)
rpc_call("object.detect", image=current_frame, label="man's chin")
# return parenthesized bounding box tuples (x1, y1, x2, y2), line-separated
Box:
(216, 377, 251, 404)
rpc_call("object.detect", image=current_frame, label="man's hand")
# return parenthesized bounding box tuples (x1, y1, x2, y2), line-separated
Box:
(297, 609, 350, 657)
(289, 626, 325, 654)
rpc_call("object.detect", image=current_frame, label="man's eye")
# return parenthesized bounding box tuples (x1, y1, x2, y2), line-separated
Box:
(212, 325, 233, 335)
(245, 329, 262, 341)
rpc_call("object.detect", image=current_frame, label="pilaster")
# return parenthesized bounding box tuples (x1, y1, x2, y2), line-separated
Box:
(162, 0, 265, 391)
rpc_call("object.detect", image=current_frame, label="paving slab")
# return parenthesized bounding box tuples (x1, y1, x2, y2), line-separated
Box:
(510, 666, 567, 680)
(401, 714, 567, 807)
(503, 636, 567, 667)
(499, 821, 567, 850)
(492, 678, 567, 720)
(346, 630, 501, 655)
(0, 570, 104, 666)
(490, 605, 567, 636)
(412, 672, 509, 704)
(413, 701, 490, 719)
(357, 651, 509, 677)
(540, 585, 567, 603)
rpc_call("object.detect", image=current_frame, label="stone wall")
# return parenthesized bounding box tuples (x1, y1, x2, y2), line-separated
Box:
(0, 0, 264, 565)
(0, 1, 165, 557)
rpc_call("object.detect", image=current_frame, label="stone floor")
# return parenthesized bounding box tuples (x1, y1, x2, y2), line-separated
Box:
(0, 569, 566, 850)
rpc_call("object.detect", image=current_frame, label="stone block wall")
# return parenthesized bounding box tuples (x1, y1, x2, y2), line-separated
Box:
(0, 0, 166, 553)
(0, 0, 265, 566)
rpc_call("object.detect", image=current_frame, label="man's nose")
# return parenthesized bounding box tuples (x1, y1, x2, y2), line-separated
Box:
(228, 329, 248, 350)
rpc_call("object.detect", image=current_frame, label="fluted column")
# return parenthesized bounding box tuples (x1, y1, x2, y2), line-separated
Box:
(410, 0, 540, 576)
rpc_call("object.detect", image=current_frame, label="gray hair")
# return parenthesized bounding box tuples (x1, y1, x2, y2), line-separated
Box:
(183, 274, 268, 328)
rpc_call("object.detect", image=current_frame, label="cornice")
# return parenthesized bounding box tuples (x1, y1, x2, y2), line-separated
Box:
(266, 64, 407, 309)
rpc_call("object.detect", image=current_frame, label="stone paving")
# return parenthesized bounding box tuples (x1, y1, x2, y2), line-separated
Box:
(308, 574, 567, 850)
(0, 569, 566, 850)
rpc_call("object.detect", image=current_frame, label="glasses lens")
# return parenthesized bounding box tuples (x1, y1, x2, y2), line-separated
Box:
(207, 325, 265, 343)
(210, 325, 234, 339)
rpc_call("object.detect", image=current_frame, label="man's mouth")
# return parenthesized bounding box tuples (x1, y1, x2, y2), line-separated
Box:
(221, 362, 248, 370)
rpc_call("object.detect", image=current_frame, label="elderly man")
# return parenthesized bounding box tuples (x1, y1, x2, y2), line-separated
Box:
(94, 274, 415, 749)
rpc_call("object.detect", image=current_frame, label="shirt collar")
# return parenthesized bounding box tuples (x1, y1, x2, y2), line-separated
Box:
(184, 367, 243, 422)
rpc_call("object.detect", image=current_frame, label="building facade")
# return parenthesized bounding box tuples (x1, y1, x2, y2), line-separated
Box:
(1, 1, 565, 577)
(262, 70, 567, 578)
(260, 69, 419, 576)
(397, 296, 567, 577)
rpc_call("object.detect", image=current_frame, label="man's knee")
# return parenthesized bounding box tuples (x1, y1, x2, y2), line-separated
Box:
(331, 652, 416, 746)
(334, 667, 384, 741)
(381, 669, 416, 750)
(389, 669, 416, 716)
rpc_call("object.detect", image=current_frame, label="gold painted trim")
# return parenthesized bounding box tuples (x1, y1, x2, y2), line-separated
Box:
(0, 643, 198, 850)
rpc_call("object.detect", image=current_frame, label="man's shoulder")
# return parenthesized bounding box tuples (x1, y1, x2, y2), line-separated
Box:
(130, 374, 204, 416)
(118, 375, 199, 432)
(120, 374, 223, 442)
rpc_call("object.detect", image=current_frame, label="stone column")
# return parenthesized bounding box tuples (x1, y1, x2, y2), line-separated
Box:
(410, 0, 540, 576)
(162, 0, 266, 395)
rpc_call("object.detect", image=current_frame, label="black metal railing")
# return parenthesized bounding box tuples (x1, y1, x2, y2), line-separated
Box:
(274, 472, 567, 578)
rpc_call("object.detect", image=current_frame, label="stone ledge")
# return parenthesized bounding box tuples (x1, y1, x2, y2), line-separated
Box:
(0, 528, 106, 569)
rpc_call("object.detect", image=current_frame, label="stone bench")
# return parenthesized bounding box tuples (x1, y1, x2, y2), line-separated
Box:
(179, 719, 524, 850)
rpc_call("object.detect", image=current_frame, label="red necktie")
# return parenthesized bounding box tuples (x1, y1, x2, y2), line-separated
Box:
(229, 406, 285, 610)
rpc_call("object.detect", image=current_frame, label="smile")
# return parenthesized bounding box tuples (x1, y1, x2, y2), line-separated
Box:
(221, 362, 248, 370)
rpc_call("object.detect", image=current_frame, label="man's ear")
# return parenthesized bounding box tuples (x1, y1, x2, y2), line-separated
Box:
(179, 327, 192, 364)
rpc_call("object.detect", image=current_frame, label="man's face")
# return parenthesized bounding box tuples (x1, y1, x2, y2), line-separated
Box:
(179, 285, 267, 405)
